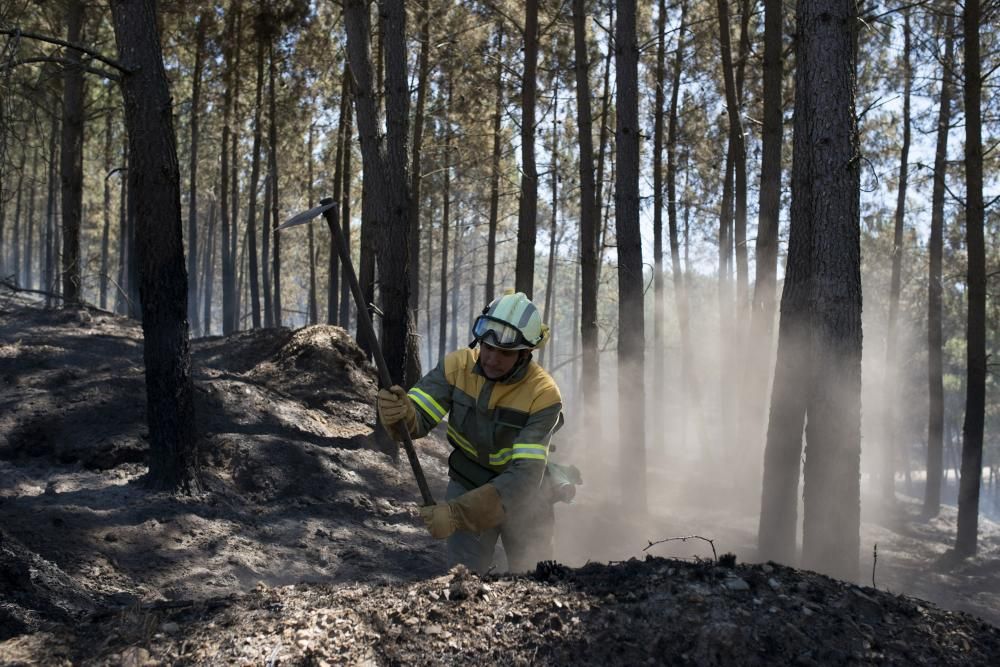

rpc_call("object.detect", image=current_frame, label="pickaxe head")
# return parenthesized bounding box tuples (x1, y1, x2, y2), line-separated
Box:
(277, 200, 337, 231)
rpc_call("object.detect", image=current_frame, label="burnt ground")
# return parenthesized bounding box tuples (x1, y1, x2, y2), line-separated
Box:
(0, 289, 999, 665)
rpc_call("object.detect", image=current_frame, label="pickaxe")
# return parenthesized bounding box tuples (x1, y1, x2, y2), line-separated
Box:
(279, 198, 435, 505)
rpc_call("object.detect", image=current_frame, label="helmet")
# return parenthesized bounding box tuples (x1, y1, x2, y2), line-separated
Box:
(471, 290, 547, 350)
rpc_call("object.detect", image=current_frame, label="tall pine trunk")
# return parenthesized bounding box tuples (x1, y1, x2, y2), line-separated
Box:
(246, 37, 266, 329)
(514, 0, 539, 297)
(572, 0, 601, 439)
(60, 0, 85, 304)
(485, 21, 504, 302)
(760, 0, 861, 581)
(956, 0, 986, 558)
(187, 12, 207, 332)
(100, 110, 113, 309)
(615, 0, 646, 514)
(881, 10, 911, 502)
(268, 42, 282, 327)
(109, 0, 199, 493)
(923, 12, 954, 519)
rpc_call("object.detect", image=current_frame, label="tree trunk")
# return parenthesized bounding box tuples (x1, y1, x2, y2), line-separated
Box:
(743, 0, 783, 486)
(760, 0, 861, 581)
(11, 151, 25, 287)
(60, 0, 85, 305)
(268, 41, 282, 327)
(923, 12, 954, 519)
(615, 0, 646, 514)
(595, 0, 614, 267)
(328, 67, 349, 326)
(438, 87, 452, 363)
(408, 0, 431, 323)
(572, 0, 601, 441)
(449, 219, 460, 353)
(956, 0, 985, 558)
(344, 0, 417, 384)
(202, 198, 217, 334)
(307, 123, 318, 325)
(485, 20, 505, 303)
(219, 0, 238, 334)
(45, 112, 58, 305)
(881, 9, 911, 502)
(115, 138, 128, 314)
(540, 61, 560, 370)
(652, 0, 667, 445)
(514, 0, 539, 297)
(100, 110, 113, 309)
(246, 37, 265, 329)
(228, 8, 243, 331)
(187, 11, 207, 332)
(262, 161, 273, 327)
(25, 145, 38, 289)
(109, 0, 199, 493)
(338, 83, 353, 330)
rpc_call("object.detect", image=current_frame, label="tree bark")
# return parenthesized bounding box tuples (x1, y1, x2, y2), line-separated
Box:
(881, 9, 911, 502)
(344, 0, 417, 384)
(438, 85, 452, 363)
(268, 41, 282, 327)
(652, 0, 667, 444)
(540, 64, 560, 370)
(485, 20, 504, 302)
(45, 112, 58, 305)
(956, 0, 985, 558)
(572, 0, 601, 440)
(307, 123, 318, 325)
(408, 0, 431, 324)
(246, 36, 265, 329)
(186, 11, 207, 332)
(219, 0, 238, 334)
(743, 0, 783, 484)
(615, 0, 646, 514)
(60, 0, 85, 305)
(201, 198, 217, 334)
(100, 110, 113, 309)
(923, 12, 954, 519)
(25, 145, 38, 289)
(514, 0, 539, 297)
(108, 0, 199, 493)
(338, 82, 353, 330)
(760, 0, 860, 581)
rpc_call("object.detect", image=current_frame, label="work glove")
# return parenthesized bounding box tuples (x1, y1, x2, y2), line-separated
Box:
(377, 385, 417, 436)
(419, 484, 506, 539)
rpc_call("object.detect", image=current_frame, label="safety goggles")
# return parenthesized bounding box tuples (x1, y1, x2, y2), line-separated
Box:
(471, 315, 531, 349)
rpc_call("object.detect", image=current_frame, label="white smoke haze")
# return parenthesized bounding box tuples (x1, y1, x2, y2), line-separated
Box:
(544, 256, 997, 588)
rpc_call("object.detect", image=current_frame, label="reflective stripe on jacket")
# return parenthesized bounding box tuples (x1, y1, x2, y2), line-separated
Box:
(407, 348, 563, 507)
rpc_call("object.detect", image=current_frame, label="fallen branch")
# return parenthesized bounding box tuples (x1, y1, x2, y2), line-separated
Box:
(644, 535, 718, 563)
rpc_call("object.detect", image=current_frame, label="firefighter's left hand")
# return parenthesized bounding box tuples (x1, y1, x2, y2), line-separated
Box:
(420, 504, 455, 539)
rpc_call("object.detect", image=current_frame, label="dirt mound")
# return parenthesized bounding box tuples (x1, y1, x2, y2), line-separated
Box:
(0, 530, 100, 641)
(9, 557, 998, 666)
(0, 298, 450, 654)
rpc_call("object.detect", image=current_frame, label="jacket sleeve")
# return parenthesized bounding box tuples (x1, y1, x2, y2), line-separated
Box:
(491, 401, 563, 510)
(403, 357, 453, 439)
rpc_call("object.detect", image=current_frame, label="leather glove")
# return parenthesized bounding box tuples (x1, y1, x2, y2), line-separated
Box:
(377, 385, 417, 435)
(419, 484, 506, 539)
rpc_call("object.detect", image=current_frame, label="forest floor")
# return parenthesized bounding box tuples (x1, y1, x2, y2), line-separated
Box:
(1, 289, 999, 665)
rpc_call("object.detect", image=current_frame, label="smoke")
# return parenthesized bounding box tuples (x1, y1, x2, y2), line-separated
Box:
(548, 262, 938, 584)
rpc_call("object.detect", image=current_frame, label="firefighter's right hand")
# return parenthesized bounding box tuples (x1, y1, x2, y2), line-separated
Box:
(377, 385, 416, 432)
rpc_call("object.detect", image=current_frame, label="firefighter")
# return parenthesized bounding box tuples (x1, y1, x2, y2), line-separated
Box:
(377, 290, 570, 573)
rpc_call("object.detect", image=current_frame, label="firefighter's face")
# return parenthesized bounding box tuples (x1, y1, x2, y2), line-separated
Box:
(479, 343, 525, 379)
